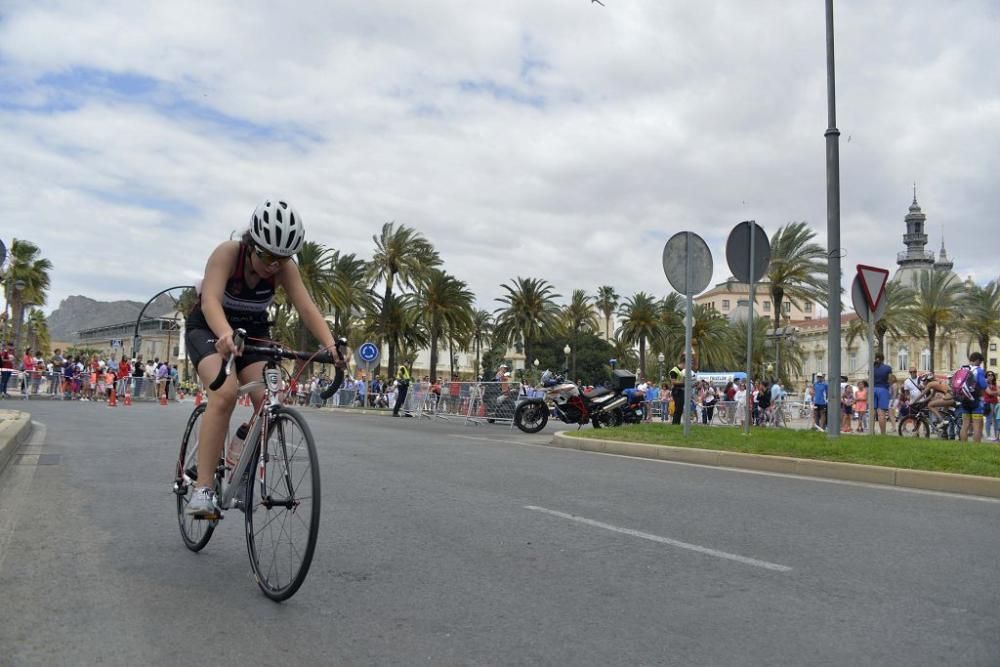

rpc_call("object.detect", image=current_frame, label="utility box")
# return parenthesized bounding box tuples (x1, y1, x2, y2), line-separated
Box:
(611, 369, 636, 391)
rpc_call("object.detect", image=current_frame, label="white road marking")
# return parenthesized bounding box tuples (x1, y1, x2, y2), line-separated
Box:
(524, 505, 792, 572)
(449, 434, 1000, 504)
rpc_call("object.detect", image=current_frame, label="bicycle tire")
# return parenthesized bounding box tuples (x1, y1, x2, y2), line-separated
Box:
(244, 406, 321, 602)
(898, 415, 930, 438)
(175, 403, 218, 551)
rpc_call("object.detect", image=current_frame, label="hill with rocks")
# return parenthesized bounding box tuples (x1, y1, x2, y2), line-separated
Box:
(46, 293, 179, 343)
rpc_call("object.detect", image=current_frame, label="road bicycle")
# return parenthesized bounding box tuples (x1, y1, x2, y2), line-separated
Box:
(898, 399, 962, 439)
(173, 329, 346, 601)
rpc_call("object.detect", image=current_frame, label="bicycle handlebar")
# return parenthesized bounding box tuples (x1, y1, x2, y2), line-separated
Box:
(207, 329, 349, 397)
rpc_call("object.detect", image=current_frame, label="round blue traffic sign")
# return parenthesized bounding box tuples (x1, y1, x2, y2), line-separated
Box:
(358, 342, 380, 363)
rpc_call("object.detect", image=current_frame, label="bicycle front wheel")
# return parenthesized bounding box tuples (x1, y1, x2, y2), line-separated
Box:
(175, 403, 218, 551)
(244, 406, 321, 602)
(898, 415, 930, 438)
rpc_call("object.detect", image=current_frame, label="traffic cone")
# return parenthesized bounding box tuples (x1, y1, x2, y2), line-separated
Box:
(195, 391, 202, 407)
(123, 391, 132, 406)
(160, 392, 168, 406)
(107, 387, 117, 407)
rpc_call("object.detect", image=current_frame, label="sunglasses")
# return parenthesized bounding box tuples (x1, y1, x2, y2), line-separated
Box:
(252, 245, 293, 266)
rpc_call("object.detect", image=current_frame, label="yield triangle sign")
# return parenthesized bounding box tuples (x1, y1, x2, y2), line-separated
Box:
(857, 264, 889, 312)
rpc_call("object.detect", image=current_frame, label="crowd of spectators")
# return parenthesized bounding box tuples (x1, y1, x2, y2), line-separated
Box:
(0, 341, 178, 402)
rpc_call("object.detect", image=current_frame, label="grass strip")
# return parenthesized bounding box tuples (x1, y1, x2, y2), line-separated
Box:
(570, 424, 1000, 478)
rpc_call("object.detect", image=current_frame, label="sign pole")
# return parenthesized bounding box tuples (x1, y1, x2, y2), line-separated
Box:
(868, 313, 876, 437)
(745, 222, 755, 434)
(683, 232, 693, 437)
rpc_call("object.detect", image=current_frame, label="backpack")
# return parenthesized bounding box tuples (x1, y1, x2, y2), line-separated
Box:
(951, 366, 980, 402)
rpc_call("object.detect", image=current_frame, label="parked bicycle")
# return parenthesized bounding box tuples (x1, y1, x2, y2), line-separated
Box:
(173, 329, 346, 601)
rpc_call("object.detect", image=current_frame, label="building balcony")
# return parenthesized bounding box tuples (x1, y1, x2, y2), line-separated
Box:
(897, 250, 935, 263)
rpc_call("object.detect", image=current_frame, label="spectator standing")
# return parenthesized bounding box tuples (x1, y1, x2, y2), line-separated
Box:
(156, 361, 170, 400)
(983, 371, 998, 441)
(840, 381, 855, 433)
(871, 353, 893, 435)
(958, 351, 988, 443)
(854, 380, 868, 433)
(0, 342, 13, 398)
(813, 373, 829, 431)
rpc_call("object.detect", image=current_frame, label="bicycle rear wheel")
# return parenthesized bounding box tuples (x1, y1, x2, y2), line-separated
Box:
(174, 404, 218, 551)
(244, 406, 321, 602)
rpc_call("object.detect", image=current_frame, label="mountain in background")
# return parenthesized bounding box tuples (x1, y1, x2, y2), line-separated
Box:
(46, 294, 179, 343)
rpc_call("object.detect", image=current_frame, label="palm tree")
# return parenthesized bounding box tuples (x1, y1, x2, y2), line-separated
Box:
(690, 304, 738, 372)
(3, 239, 52, 353)
(846, 280, 916, 359)
(766, 222, 829, 332)
(329, 251, 373, 334)
(367, 222, 441, 375)
(26, 308, 50, 355)
(560, 289, 600, 376)
(493, 277, 561, 369)
(907, 269, 961, 373)
(956, 280, 1000, 359)
(417, 269, 474, 381)
(616, 292, 662, 377)
(363, 293, 427, 372)
(468, 310, 493, 379)
(609, 332, 639, 371)
(653, 292, 685, 366)
(595, 286, 619, 341)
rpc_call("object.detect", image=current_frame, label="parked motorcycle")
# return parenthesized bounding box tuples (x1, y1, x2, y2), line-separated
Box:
(513, 369, 634, 434)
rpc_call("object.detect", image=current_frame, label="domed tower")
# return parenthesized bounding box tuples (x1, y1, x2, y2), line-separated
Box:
(893, 186, 936, 287)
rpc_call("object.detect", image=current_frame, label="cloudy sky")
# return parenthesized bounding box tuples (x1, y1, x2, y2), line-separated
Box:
(2, 0, 998, 316)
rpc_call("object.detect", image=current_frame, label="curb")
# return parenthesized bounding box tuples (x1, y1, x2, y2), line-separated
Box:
(0, 410, 34, 476)
(551, 432, 1000, 499)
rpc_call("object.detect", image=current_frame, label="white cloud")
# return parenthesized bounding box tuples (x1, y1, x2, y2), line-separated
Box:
(1, 0, 998, 318)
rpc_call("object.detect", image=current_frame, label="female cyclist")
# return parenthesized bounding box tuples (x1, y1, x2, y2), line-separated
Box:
(184, 198, 347, 518)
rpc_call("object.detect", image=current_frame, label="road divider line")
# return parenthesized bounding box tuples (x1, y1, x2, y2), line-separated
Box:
(524, 505, 792, 573)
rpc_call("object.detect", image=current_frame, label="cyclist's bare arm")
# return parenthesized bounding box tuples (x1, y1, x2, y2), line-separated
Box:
(200, 242, 243, 357)
(275, 260, 349, 368)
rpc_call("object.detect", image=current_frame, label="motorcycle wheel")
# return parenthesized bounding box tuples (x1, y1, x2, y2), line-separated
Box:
(514, 402, 548, 434)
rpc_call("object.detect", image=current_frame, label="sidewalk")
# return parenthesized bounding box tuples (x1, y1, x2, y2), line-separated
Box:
(0, 410, 33, 475)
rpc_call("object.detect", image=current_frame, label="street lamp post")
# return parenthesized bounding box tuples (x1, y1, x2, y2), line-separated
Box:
(533, 358, 539, 384)
(563, 344, 571, 373)
(657, 352, 665, 385)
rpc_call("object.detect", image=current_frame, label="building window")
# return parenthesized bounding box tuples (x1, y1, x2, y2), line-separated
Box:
(991, 343, 997, 351)
(722, 300, 730, 310)
(991, 358, 997, 367)
(763, 301, 770, 312)
(898, 347, 909, 371)
(783, 302, 791, 314)
(921, 348, 931, 371)
(848, 350, 857, 370)
(805, 316, 813, 320)
(805, 302, 813, 313)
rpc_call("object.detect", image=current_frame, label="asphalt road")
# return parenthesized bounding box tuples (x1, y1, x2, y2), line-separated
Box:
(1, 400, 998, 665)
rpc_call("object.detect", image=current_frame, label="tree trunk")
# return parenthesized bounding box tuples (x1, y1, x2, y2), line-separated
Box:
(639, 336, 646, 377)
(382, 279, 394, 376)
(429, 324, 439, 382)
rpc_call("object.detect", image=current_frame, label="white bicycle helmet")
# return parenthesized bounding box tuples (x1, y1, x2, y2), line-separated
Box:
(249, 198, 304, 257)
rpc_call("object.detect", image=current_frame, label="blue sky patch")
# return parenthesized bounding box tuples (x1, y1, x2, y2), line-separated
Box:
(458, 79, 545, 108)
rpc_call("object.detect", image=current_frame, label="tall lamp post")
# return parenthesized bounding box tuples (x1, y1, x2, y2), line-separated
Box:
(657, 352, 665, 385)
(533, 358, 539, 385)
(563, 344, 571, 373)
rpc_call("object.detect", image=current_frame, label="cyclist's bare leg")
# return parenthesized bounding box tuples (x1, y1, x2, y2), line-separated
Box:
(237, 361, 267, 412)
(927, 395, 952, 421)
(194, 353, 238, 489)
